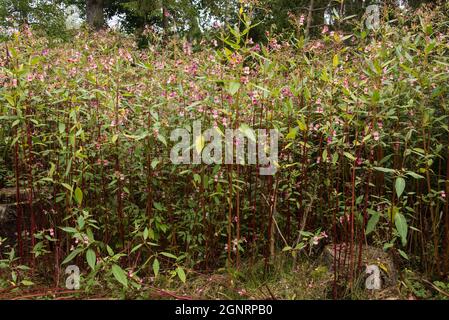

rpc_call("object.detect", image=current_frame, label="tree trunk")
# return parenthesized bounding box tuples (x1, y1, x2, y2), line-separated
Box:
(162, 6, 168, 32)
(305, 0, 315, 38)
(86, 0, 105, 30)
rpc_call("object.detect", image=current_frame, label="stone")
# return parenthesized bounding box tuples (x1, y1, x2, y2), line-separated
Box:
(321, 243, 398, 288)
(0, 203, 18, 246)
(0, 188, 35, 246)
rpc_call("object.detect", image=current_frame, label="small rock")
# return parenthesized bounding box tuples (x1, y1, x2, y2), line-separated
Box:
(321, 243, 398, 288)
(0, 203, 18, 246)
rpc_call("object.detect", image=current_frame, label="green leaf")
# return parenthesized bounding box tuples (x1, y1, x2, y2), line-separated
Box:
(398, 249, 409, 260)
(343, 152, 356, 161)
(195, 134, 205, 155)
(106, 245, 114, 256)
(153, 258, 160, 277)
(239, 124, 256, 143)
(157, 134, 167, 146)
(21, 280, 34, 286)
(333, 54, 339, 68)
(285, 127, 297, 140)
(74, 187, 83, 205)
(395, 177, 406, 198)
(297, 118, 307, 132)
(60, 227, 77, 234)
(77, 216, 85, 229)
(176, 266, 186, 283)
(395, 213, 408, 246)
(143, 227, 149, 240)
(160, 252, 177, 259)
(406, 172, 424, 179)
(365, 212, 380, 235)
(62, 248, 82, 265)
(130, 244, 143, 254)
(58, 122, 66, 134)
(154, 202, 164, 211)
(227, 81, 241, 96)
(86, 249, 96, 270)
(373, 167, 395, 174)
(61, 183, 73, 192)
(111, 264, 128, 288)
(151, 159, 160, 169)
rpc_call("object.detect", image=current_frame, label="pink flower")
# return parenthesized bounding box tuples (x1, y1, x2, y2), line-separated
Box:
(442, 191, 446, 199)
(281, 86, 293, 98)
(315, 106, 324, 114)
(251, 44, 261, 52)
(373, 131, 380, 141)
(237, 288, 247, 296)
(322, 25, 329, 34)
